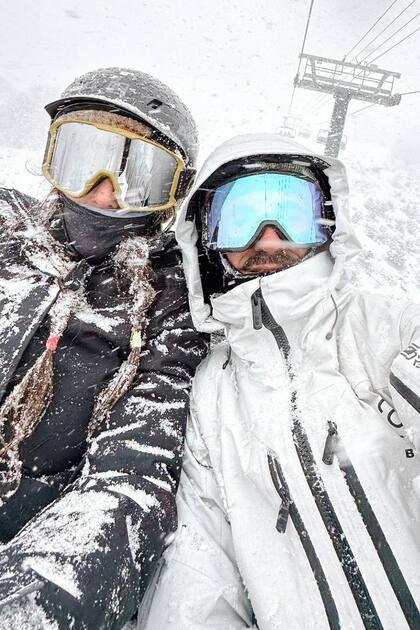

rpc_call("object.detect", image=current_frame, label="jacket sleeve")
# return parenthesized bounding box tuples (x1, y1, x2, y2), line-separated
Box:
(141, 397, 254, 630)
(389, 303, 420, 450)
(0, 255, 209, 629)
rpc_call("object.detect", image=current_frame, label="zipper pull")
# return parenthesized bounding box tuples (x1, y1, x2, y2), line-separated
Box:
(267, 451, 291, 533)
(251, 290, 262, 330)
(322, 421, 338, 465)
(276, 487, 291, 534)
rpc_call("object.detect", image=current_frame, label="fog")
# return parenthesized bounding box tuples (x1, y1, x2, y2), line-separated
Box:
(1, 0, 419, 167)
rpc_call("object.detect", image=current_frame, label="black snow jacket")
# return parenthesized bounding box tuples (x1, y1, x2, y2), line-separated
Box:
(0, 188, 208, 629)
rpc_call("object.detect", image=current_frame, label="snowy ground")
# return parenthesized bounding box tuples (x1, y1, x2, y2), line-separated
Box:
(1, 143, 418, 301)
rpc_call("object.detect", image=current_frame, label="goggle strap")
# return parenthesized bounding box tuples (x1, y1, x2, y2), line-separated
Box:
(176, 167, 196, 199)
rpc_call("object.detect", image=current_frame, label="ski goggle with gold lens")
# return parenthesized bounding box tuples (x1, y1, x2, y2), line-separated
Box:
(42, 119, 186, 212)
(204, 172, 334, 251)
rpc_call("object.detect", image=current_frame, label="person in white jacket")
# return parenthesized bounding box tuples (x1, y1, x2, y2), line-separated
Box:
(142, 134, 420, 630)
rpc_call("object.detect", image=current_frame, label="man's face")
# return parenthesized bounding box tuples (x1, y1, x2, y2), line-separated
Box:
(225, 225, 308, 274)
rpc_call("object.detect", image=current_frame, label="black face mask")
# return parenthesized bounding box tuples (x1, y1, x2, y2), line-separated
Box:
(59, 195, 161, 261)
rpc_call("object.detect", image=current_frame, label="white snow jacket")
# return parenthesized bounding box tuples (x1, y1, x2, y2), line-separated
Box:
(143, 135, 420, 630)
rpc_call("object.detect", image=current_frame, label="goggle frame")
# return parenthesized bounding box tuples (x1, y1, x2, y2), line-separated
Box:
(202, 170, 334, 252)
(42, 118, 187, 213)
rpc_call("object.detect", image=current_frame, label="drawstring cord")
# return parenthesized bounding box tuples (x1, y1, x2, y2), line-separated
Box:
(222, 345, 232, 370)
(326, 294, 338, 340)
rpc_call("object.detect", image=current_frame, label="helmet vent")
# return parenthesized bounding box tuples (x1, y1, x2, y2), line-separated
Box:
(147, 99, 163, 111)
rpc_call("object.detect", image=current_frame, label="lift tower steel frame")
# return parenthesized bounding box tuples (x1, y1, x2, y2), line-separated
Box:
(295, 54, 401, 157)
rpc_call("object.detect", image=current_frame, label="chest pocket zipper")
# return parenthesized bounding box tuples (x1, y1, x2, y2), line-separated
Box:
(267, 449, 340, 630)
(267, 449, 291, 534)
(322, 422, 420, 629)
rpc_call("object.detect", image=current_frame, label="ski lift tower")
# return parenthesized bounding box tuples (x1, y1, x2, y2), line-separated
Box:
(295, 54, 401, 157)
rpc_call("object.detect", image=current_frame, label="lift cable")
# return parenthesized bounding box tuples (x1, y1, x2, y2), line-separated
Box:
(343, 0, 400, 60)
(359, 9, 420, 64)
(313, 100, 383, 124)
(348, 103, 377, 117)
(309, 93, 332, 117)
(368, 24, 420, 63)
(352, 0, 417, 62)
(309, 103, 375, 125)
(288, 0, 315, 115)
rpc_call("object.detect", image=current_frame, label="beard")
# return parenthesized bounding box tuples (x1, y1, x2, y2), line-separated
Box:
(241, 249, 303, 272)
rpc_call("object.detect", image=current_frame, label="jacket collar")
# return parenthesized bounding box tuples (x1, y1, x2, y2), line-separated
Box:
(211, 251, 334, 331)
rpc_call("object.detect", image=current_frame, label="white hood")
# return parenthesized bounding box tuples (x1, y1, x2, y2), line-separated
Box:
(176, 133, 361, 333)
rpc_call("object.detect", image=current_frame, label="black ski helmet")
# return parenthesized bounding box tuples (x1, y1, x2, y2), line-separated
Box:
(45, 67, 198, 171)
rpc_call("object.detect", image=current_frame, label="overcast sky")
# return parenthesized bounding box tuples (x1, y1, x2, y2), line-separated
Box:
(1, 0, 419, 165)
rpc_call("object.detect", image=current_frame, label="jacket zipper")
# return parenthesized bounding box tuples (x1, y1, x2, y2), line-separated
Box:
(267, 450, 340, 629)
(322, 420, 338, 466)
(253, 288, 383, 630)
(267, 450, 290, 534)
(323, 423, 420, 629)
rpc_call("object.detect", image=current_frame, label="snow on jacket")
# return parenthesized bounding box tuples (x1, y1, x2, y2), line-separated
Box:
(142, 135, 420, 630)
(0, 188, 208, 629)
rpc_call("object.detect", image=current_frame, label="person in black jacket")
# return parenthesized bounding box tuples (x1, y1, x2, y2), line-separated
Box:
(0, 67, 208, 629)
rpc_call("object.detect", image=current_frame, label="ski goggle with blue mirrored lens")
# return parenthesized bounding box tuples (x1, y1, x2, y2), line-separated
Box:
(42, 119, 186, 212)
(204, 172, 334, 252)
